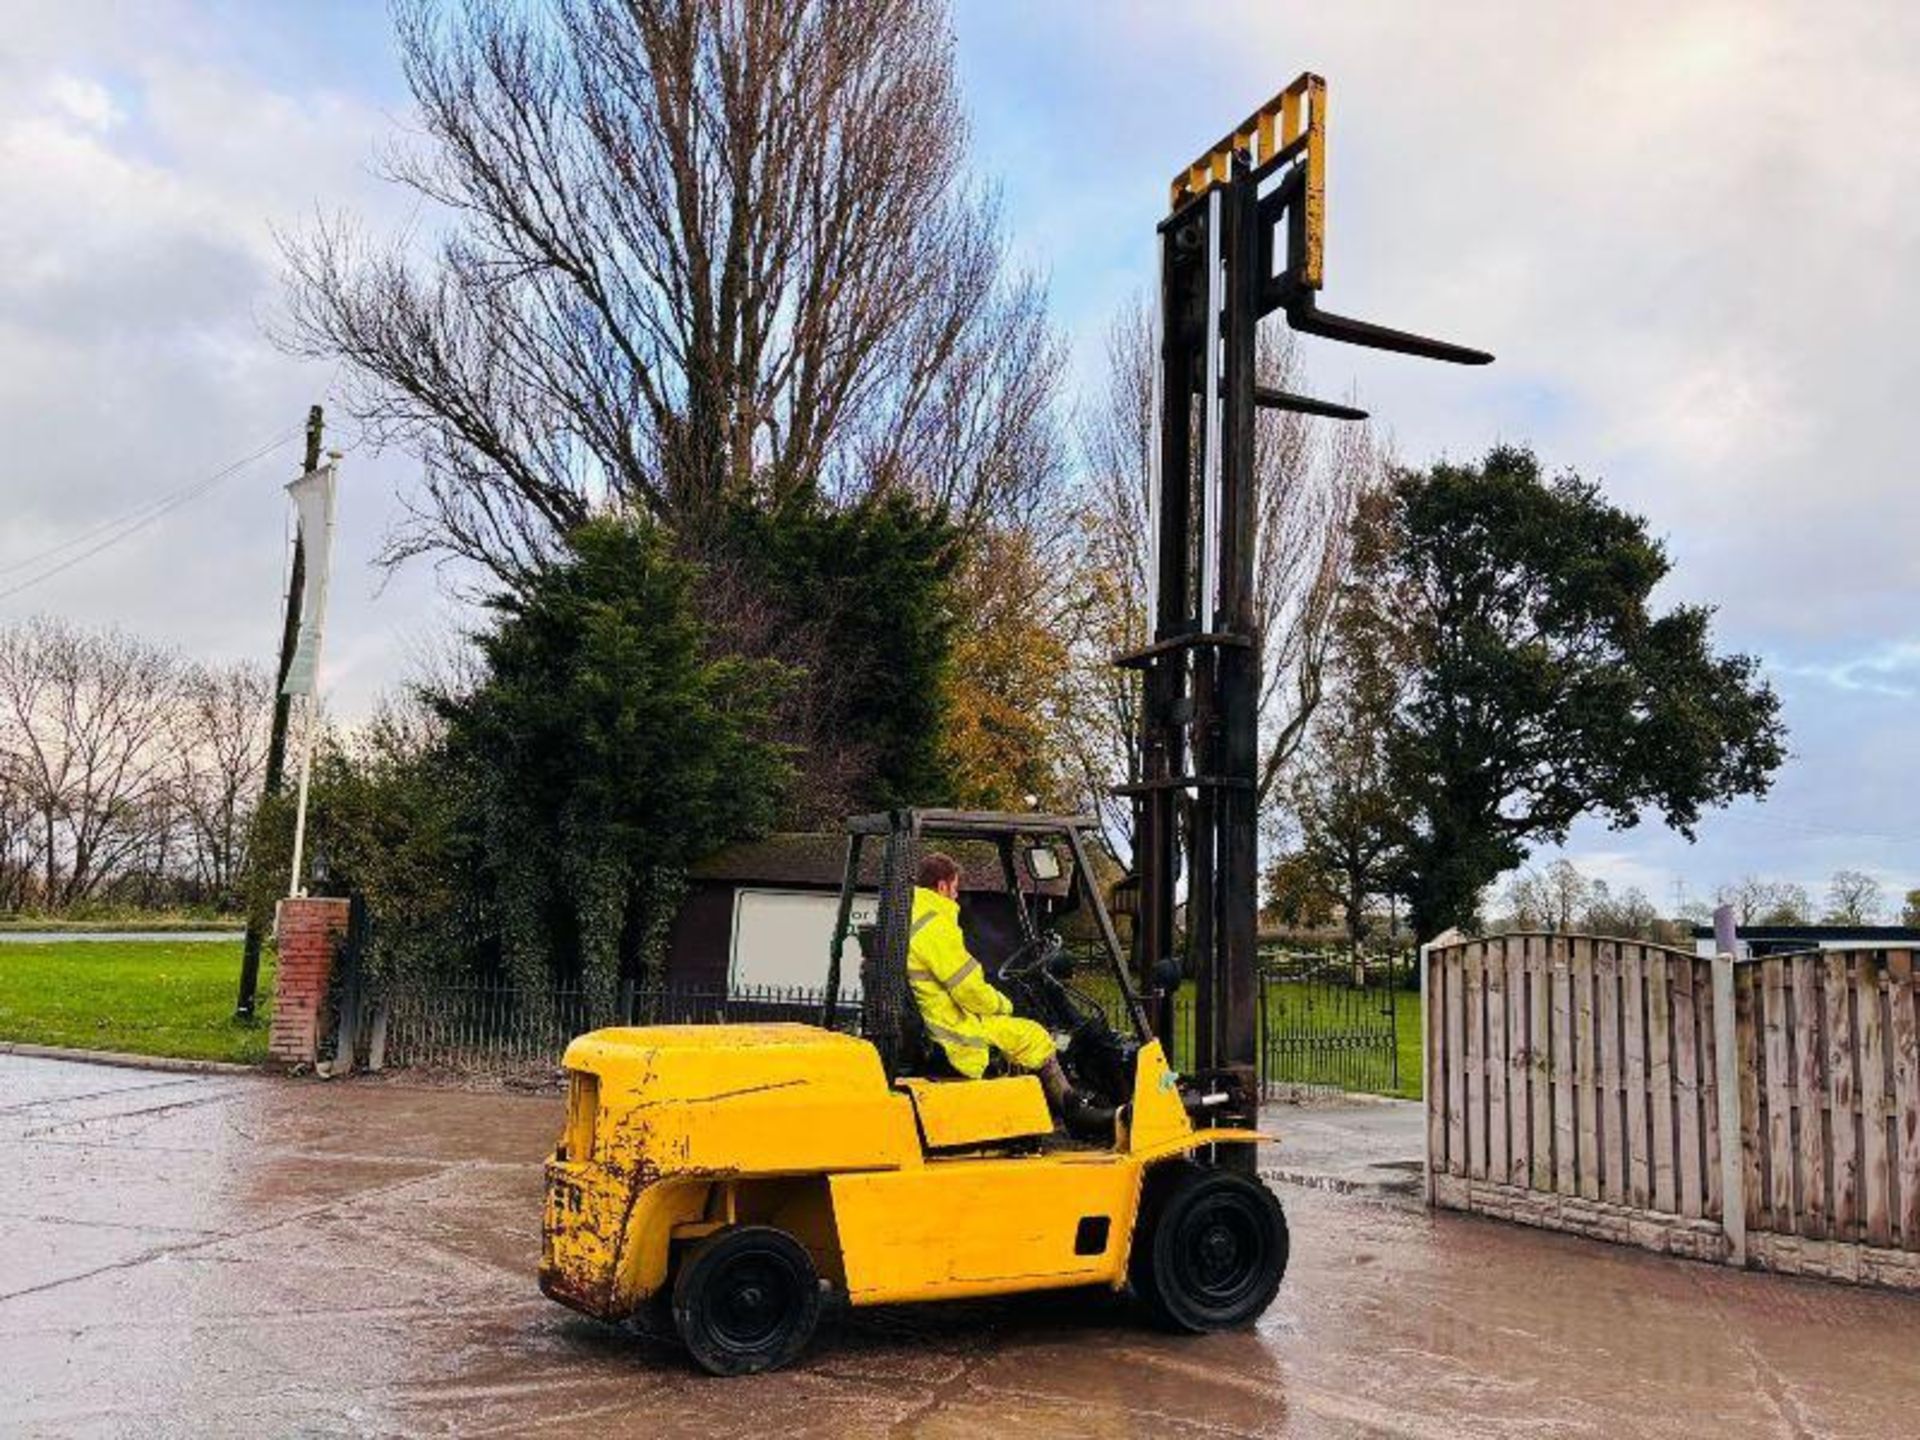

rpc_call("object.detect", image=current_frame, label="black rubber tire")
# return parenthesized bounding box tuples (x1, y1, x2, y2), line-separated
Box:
(1131, 1164, 1289, 1333)
(671, 1226, 822, 1376)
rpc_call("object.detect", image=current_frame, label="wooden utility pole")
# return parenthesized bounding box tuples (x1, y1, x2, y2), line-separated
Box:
(236, 404, 323, 1020)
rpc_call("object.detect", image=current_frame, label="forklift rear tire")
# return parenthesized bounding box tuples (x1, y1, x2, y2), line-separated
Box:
(1131, 1165, 1289, 1333)
(672, 1225, 822, 1376)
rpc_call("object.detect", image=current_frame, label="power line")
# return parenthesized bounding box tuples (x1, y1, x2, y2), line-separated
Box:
(0, 428, 303, 604)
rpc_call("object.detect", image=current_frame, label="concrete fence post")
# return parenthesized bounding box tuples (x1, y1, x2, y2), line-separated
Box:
(1711, 903, 1746, 1267)
(1418, 929, 1461, 1208)
(1419, 936, 1434, 1205)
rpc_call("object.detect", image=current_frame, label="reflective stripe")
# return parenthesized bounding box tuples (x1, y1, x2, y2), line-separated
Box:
(907, 955, 979, 994)
(925, 1021, 989, 1050)
(910, 912, 937, 937)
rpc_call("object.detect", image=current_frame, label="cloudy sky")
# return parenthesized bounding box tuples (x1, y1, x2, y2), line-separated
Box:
(3, 0, 1916, 915)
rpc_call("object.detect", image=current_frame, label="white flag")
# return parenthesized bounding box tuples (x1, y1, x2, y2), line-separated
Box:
(281, 463, 337, 699)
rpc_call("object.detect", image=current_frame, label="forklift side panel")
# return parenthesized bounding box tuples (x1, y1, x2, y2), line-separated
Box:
(828, 1156, 1144, 1304)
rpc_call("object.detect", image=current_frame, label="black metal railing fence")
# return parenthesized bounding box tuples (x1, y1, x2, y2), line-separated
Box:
(331, 946, 1407, 1095)
(341, 976, 861, 1079)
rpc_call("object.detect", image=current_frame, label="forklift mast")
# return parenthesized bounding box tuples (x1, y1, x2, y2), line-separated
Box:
(1119, 75, 1490, 1090)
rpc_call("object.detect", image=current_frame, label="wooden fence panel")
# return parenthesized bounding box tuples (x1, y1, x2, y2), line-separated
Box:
(1826, 951, 1859, 1240)
(1857, 955, 1892, 1247)
(1529, 936, 1553, 1190)
(1446, 942, 1466, 1176)
(1762, 960, 1795, 1230)
(1794, 955, 1829, 1238)
(1623, 943, 1649, 1208)
(1698, 959, 1723, 1219)
(1647, 950, 1677, 1214)
(1890, 953, 1920, 1246)
(1598, 941, 1624, 1204)
(1736, 966, 1765, 1231)
(1551, 942, 1576, 1194)
(1487, 938, 1510, 1184)
(1673, 956, 1703, 1219)
(1467, 942, 1487, 1180)
(1506, 939, 1529, 1186)
(1427, 944, 1447, 1179)
(1575, 947, 1600, 1201)
(1427, 936, 1920, 1288)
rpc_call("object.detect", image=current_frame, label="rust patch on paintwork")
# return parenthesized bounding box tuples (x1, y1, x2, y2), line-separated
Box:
(541, 1090, 744, 1320)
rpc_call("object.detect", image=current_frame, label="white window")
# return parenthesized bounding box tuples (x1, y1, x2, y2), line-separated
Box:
(730, 888, 875, 993)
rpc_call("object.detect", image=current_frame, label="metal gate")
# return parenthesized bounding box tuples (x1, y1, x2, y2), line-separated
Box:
(1258, 949, 1403, 1095)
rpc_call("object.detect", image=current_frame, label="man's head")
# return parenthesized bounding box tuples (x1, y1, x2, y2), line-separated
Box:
(918, 851, 963, 900)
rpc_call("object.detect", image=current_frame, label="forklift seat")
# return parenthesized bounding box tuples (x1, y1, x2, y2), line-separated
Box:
(856, 922, 1005, 1082)
(895, 1075, 1052, 1150)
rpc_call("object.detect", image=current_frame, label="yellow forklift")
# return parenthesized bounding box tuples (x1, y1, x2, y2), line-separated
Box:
(540, 74, 1488, 1375)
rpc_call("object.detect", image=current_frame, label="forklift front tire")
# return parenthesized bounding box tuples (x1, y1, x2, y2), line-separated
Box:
(672, 1225, 822, 1376)
(1132, 1165, 1289, 1333)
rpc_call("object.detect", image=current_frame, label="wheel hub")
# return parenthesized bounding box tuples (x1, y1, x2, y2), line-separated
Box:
(1198, 1224, 1240, 1278)
(1185, 1201, 1261, 1301)
(715, 1260, 785, 1344)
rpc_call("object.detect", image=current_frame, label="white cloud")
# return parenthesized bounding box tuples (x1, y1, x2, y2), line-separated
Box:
(44, 73, 121, 132)
(1774, 642, 1920, 698)
(954, 0, 1920, 896)
(0, 5, 443, 718)
(1, 1, 1914, 901)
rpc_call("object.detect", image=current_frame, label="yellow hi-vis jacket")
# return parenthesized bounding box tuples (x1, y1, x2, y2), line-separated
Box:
(908, 886, 1055, 1078)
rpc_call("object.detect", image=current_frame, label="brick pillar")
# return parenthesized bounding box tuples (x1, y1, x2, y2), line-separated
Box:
(270, 896, 351, 1065)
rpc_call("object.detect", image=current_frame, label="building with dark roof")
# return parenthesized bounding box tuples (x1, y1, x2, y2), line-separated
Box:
(666, 832, 1068, 993)
(1690, 923, 1920, 959)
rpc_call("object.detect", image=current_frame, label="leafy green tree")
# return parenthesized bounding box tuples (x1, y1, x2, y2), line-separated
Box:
(443, 519, 791, 1002)
(941, 525, 1073, 811)
(719, 493, 959, 818)
(1904, 888, 1920, 929)
(243, 700, 474, 980)
(1260, 851, 1338, 932)
(1347, 447, 1785, 940)
(1286, 705, 1402, 952)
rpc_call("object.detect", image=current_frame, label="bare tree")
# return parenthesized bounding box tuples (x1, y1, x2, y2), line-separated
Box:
(1503, 859, 1593, 933)
(1583, 880, 1660, 939)
(1712, 874, 1808, 926)
(1825, 868, 1884, 926)
(0, 768, 43, 911)
(0, 619, 181, 909)
(174, 660, 273, 905)
(280, 0, 1062, 579)
(1064, 297, 1375, 858)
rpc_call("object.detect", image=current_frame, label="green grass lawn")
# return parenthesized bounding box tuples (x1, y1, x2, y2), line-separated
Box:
(1392, 994, 1424, 1101)
(1086, 973, 1426, 1100)
(0, 940, 273, 1064)
(1252, 980, 1424, 1101)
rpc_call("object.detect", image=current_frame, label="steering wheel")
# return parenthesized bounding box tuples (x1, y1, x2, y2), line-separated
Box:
(998, 930, 1065, 979)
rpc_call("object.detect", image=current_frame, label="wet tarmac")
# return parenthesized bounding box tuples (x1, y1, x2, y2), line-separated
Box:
(3, 1053, 1917, 1438)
